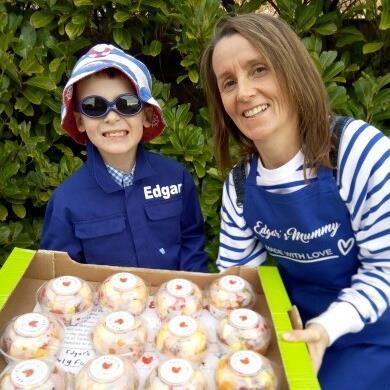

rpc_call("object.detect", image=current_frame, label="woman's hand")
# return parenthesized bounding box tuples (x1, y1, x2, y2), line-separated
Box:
(282, 323, 330, 373)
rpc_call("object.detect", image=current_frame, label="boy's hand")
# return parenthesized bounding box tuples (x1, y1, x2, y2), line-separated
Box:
(282, 323, 329, 373)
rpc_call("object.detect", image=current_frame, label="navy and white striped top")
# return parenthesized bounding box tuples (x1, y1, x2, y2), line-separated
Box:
(217, 119, 390, 344)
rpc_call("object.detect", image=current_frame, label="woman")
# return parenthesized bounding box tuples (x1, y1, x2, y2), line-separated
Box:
(201, 13, 389, 389)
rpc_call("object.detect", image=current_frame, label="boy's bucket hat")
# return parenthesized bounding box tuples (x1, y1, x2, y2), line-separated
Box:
(61, 44, 165, 144)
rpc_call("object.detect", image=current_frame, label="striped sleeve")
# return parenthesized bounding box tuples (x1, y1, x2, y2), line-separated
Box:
(217, 172, 267, 271)
(308, 119, 390, 344)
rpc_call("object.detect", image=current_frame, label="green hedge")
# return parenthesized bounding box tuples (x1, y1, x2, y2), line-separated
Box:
(0, 0, 389, 269)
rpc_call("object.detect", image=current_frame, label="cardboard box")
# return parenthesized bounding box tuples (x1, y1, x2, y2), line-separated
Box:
(0, 248, 320, 389)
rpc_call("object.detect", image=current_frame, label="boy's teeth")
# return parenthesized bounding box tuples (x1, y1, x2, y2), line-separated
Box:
(105, 130, 127, 137)
(243, 104, 269, 118)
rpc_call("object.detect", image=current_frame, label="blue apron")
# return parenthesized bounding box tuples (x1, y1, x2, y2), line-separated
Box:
(243, 157, 390, 390)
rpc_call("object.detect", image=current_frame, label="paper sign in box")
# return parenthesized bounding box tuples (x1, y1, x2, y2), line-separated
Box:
(0, 247, 320, 389)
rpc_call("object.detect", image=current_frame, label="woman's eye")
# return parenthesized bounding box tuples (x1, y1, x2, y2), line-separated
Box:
(254, 65, 266, 76)
(223, 79, 235, 90)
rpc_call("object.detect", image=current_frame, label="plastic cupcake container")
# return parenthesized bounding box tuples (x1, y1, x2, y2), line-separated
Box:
(144, 358, 207, 389)
(91, 311, 147, 362)
(0, 359, 67, 389)
(0, 313, 64, 363)
(98, 272, 148, 315)
(36, 275, 94, 326)
(217, 308, 271, 354)
(155, 279, 203, 320)
(74, 355, 138, 390)
(207, 275, 255, 319)
(155, 315, 207, 363)
(216, 350, 278, 390)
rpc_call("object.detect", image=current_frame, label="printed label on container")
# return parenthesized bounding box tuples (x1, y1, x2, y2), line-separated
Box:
(111, 273, 138, 291)
(11, 360, 50, 387)
(52, 276, 81, 295)
(89, 355, 124, 383)
(229, 309, 258, 329)
(105, 311, 135, 333)
(230, 351, 263, 376)
(14, 313, 50, 337)
(219, 275, 245, 292)
(159, 359, 193, 385)
(168, 316, 197, 337)
(167, 279, 193, 297)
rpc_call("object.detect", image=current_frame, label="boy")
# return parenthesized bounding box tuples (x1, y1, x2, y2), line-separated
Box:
(40, 44, 208, 272)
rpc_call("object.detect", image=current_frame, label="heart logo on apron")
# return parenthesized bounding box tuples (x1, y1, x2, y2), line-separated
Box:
(337, 238, 355, 256)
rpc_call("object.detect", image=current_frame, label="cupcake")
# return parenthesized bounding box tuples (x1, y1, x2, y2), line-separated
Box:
(217, 308, 271, 354)
(0, 359, 67, 389)
(0, 313, 64, 362)
(155, 316, 207, 363)
(92, 311, 147, 362)
(144, 358, 207, 389)
(74, 355, 138, 390)
(37, 275, 94, 325)
(207, 275, 255, 319)
(155, 279, 203, 320)
(98, 272, 148, 315)
(216, 350, 278, 390)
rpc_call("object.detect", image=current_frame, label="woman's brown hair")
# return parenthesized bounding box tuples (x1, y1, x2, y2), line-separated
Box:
(200, 13, 333, 174)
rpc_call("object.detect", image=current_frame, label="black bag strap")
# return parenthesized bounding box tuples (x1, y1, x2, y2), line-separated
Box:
(232, 159, 246, 207)
(232, 115, 353, 207)
(330, 115, 353, 167)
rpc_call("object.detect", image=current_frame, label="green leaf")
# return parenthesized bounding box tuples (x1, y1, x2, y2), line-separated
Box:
(49, 57, 64, 72)
(113, 28, 132, 50)
(0, 226, 11, 243)
(114, 10, 130, 23)
(0, 204, 8, 221)
(15, 97, 31, 113)
(315, 22, 337, 35)
(30, 11, 54, 28)
(22, 87, 43, 105)
(12, 204, 26, 219)
(73, 0, 93, 5)
(336, 27, 365, 47)
(295, 0, 322, 32)
(362, 42, 384, 54)
(177, 74, 188, 84)
(379, 0, 390, 30)
(149, 40, 162, 57)
(72, 14, 87, 25)
(65, 22, 85, 39)
(188, 69, 199, 83)
(25, 76, 56, 91)
(19, 57, 44, 75)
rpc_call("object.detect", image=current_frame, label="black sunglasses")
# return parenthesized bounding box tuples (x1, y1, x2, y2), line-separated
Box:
(76, 93, 143, 118)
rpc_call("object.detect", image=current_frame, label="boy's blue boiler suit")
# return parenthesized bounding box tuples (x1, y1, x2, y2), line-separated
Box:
(41, 141, 208, 272)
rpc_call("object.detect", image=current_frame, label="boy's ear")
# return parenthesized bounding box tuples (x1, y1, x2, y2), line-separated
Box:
(74, 112, 86, 133)
(142, 106, 153, 128)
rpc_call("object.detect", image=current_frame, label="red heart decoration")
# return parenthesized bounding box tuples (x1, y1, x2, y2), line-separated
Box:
(240, 357, 250, 364)
(115, 318, 124, 325)
(142, 355, 153, 364)
(23, 369, 34, 377)
(28, 320, 38, 327)
(229, 279, 237, 284)
(239, 315, 247, 321)
(62, 281, 70, 287)
(179, 321, 188, 328)
(102, 362, 112, 370)
(176, 285, 182, 290)
(149, 301, 155, 309)
(172, 366, 181, 373)
(120, 278, 127, 283)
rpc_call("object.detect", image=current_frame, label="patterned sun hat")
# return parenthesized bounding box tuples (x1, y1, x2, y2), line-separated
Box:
(61, 43, 165, 144)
